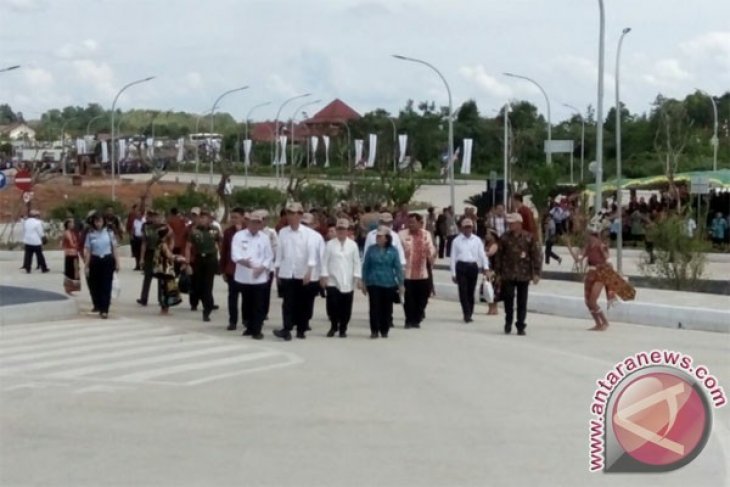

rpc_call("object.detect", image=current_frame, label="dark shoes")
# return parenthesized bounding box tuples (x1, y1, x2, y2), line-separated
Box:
(370, 333, 379, 339)
(252, 333, 264, 340)
(191, 306, 198, 312)
(203, 311, 211, 322)
(227, 324, 237, 331)
(296, 332, 306, 340)
(273, 329, 292, 341)
(326, 328, 337, 338)
(464, 316, 473, 323)
(517, 329, 526, 336)
(100, 312, 108, 319)
(504, 325, 512, 334)
(136, 299, 147, 306)
(212, 305, 220, 311)
(339, 331, 347, 338)
(242, 329, 252, 336)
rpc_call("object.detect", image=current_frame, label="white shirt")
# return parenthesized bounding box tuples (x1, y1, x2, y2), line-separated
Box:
(22, 217, 45, 246)
(231, 229, 273, 285)
(450, 233, 489, 277)
(132, 217, 146, 238)
(685, 218, 697, 238)
(303, 225, 326, 280)
(363, 228, 406, 266)
(321, 237, 361, 292)
(262, 226, 279, 271)
(276, 225, 317, 279)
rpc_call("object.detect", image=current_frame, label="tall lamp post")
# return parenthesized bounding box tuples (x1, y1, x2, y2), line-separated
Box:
(387, 117, 397, 172)
(273, 93, 310, 187)
(562, 104, 586, 183)
(243, 101, 272, 187)
(393, 54, 454, 211)
(615, 27, 632, 274)
(110, 76, 155, 201)
(288, 99, 321, 179)
(503, 103, 511, 209)
(86, 114, 106, 135)
(209, 86, 249, 186)
(504, 72, 552, 165)
(595, 0, 607, 213)
(696, 89, 719, 172)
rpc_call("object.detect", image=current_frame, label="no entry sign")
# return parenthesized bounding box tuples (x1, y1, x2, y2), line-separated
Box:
(14, 169, 32, 192)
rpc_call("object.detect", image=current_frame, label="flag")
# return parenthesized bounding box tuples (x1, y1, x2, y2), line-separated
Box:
(176, 137, 184, 163)
(460, 139, 473, 175)
(146, 137, 154, 158)
(354, 139, 364, 167)
(367, 134, 377, 168)
(398, 134, 408, 163)
(244, 139, 253, 166)
(310, 136, 319, 166)
(279, 135, 287, 166)
(101, 140, 109, 163)
(117, 139, 127, 160)
(75, 138, 86, 154)
(323, 135, 330, 168)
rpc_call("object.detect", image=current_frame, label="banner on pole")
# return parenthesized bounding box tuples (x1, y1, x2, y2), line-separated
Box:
(354, 139, 364, 168)
(117, 139, 127, 160)
(243, 139, 253, 166)
(367, 134, 377, 168)
(101, 140, 109, 163)
(461, 138, 473, 175)
(323, 135, 330, 168)
(176, 138, 184, 163)
(279, 136, 287, 166)
(398, 134, 408, 163)
(310, 136, 319, 166)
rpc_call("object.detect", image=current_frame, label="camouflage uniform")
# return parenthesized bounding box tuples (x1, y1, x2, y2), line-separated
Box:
(188, 223, 221, 321)
(495, 230, 542, 334)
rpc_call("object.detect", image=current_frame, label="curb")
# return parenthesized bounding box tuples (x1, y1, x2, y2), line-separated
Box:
(0, 293, 79, 327)
(432, 282, 730, 334)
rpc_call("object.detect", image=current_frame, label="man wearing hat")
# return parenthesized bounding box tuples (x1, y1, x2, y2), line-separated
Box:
(231, 210, 273, 339)
(363, 212, 406, 267)
(185, 208, 221, 322)
(320, 218, 361, 337)
(137, 209, 165, 306)
(450, 217, 489, 323)
(301, 212, 326, 330)
(494, 213, 542, 335)
(220, 207, 247, 331)
(273, 202, 318, 340)
(399, 212, 436, 328)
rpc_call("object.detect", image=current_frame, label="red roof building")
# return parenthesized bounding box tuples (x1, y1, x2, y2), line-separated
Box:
(305, 99, 361, 124)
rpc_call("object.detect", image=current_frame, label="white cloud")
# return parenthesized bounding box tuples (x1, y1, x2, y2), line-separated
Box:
(184, 72, 203, 90)
(268, 73, 298, 98)
(72, 59, 116, 99)
(642, 58, 692, 87)
(23, 67, 54, 89)
(681, 31, 730, 69)
(459, 65, 512, 98)
(0, 0, 44, 12)
(55, 39, 100, 59)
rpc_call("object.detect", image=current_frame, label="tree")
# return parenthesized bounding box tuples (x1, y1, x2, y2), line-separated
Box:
(653, 98, 693, 210)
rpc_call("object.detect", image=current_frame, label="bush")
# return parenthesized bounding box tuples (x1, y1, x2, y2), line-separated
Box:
(294, 182, 346, 211)
(230, 186, 286, 213)
(50, 196, 125, 221)
(153, 189, 217, 214)
(639, 215, 711, 290)
(388, 178, 420, 207)
(347, 179, 391, 208)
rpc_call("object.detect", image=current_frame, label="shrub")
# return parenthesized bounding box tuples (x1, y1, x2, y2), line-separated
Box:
(153, 188, 217, 214)
(294, 182, 346, 211)
(230, 186, 286, 213)
(50, 196, 125, 221)
(388, 178, 420, 207)
(639, 215, 711, 290)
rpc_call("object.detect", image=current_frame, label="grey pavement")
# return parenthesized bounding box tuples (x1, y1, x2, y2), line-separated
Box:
(1, 253, 729, 486)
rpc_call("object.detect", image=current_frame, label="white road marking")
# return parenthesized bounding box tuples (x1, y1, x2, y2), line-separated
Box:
(0, 328, 164, 356)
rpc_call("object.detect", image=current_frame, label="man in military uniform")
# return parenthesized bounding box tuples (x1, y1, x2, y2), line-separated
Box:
(494, 213, 542, 336)
(137, 209, 164, 306)
(185, 209, 221, 322)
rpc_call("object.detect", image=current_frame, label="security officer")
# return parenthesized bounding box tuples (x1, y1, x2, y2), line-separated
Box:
(137, 209, 163, 306)
(185, 208, 221, 322)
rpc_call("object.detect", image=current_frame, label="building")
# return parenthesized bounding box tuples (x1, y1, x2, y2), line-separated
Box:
(0, 122, 36, 141)
(250, 99, 361, 143)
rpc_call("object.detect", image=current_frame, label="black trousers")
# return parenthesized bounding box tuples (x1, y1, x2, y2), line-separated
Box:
(446, 235, 456, 258)
(545, 239, 560, 264)
(139, 266, 154, 304)
(303, 282, 320, 324)
(368, 285, 395, 336)
(502, 280, 530, 331)
(280, 278, 307, 334)
(88, 255, 114, 314)
(326, 287, 354, 332)
(263, 272, 274, 319)
(404, 279, 430, 325)
(22, 244, 48, 272)
(192, 256, 217, 313)
(456, 262, 479, 319)
(437, 234, 446, 259)
(241, 283, 267, 335)
(227, 277, 244, 326)
(131, 237, 142, 268)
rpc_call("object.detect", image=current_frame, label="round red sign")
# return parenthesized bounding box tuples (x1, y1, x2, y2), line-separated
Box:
(14, 169, 32, 192)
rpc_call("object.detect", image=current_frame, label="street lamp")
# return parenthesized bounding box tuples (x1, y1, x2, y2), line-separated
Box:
(86, 114, 106, 136)
(243, 101, 272, 187)
(0, 65, 20, 73)
(387, 117, 397, 173)
(209, 86, 249, 186)
(696, 89, 719, 172)
(288, 99, 321, 177)
(504, 72, 552, 165)
(273, 93, 311, 187)
(110, 76, 155, 201)
(563, 103, 586, 183)
(503, 103, 511, 209)
(393, 54, 454, 211)
(615, 27, 632, 274)
(595, 0, 607, 213)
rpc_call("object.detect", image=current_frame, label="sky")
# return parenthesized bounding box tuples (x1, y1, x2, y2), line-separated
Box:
(1, 0, 729, 123)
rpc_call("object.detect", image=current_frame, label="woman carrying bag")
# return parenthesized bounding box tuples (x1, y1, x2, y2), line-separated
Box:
(153, 224, 187, 314)
(483, 229, 500, 315)
(84, 212, 120, 319)
(361, 226, 404, 339)
(61, 219, 81, 295)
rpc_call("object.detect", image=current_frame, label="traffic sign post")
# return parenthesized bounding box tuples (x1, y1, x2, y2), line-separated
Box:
(14, 169, 33, 193)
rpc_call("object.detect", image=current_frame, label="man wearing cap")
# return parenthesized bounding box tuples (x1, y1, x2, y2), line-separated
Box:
(231, 211, 273, 340)
(137, 209, 165, 306)
(363, 212, 406, 267)
(320, 218, 361, 337)
(220, 207, 247, 331)
(450, 218, 489, 323)
(301, 212, 326, 331)
(495, 213, 542, 335)
(185, 209, 221, 322)
(399, 212, 436, 328)
(259, 209, 278, 321)
(273, 202, 318, 340)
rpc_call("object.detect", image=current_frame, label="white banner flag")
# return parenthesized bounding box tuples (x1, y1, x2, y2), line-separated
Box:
(398, 134, 408, 163)
(460, 139, 473, 175)
(367, 134, 377, 168)
(279, 135, 287, 166)
(101, 140, 109, 163)
(323, 135, 330, 168)
(243, 139, 253, 166)
(176, 137, 184, 163)
(354, 139, 364, 167)
(75, 138, 86, 154)
(310, 136, 319, 166)
(117, 139, 127, 160)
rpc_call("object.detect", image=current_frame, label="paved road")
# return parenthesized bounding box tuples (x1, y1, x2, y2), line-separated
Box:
(1, 256, 728, 486)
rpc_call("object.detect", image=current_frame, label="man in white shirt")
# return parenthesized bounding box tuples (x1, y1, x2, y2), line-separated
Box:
(22, 209, 49, 273)
(231, 211, 273, 340)
(320, 218, 361, 338)
(259, 210, 279, 321)
(450, 218, 489, 323)
(301, 212, 326, 330)
(363, 212, 406, 266)
(273, 202, 318, 341)
(131, 211, 145, 270)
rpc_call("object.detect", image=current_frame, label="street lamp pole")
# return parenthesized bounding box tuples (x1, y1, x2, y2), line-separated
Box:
(595, 0, 606, 213)
(243, 101, 271, 188)
(110, 76, 155, 201)
(562, 104, 586, 183)
(273, 93, 311, 187)
(393, 54, 454, 211)
(697, 89, 719, 172)
(503, 103, 510, 209)
(504, 72, 552, 165)
(615, 27, 632, 275)
(86, 114, 106, 136)
(209, 86, 249, 186)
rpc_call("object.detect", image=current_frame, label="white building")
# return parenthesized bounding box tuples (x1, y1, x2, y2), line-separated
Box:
(0, 122, 36, 141)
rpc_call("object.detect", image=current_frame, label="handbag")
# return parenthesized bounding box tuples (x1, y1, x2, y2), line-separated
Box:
(111, 272, 121, 299)
(178, 271, 191, 294)
(482, 278, 495, 304)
